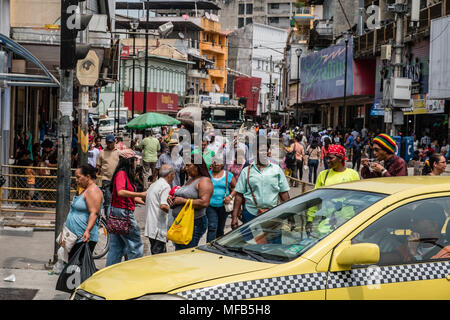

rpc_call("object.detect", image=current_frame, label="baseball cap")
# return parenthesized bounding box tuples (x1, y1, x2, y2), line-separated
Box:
(106, 134, 115, 143)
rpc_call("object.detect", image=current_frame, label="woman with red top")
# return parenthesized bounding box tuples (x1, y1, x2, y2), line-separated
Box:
(106, 148, 147, 267)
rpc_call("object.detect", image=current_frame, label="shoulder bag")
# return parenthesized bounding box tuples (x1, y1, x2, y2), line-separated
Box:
(106, 172, 132, 235)
(247, 165, 270, 215)
(224, 171, 234, 212)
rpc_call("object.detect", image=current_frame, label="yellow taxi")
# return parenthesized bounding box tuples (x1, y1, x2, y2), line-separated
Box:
(72, 176, 450, 300)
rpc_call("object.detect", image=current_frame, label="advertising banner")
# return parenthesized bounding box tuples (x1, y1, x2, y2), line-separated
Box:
(301, 39, 353, 102)
(123, 91, 179, 113)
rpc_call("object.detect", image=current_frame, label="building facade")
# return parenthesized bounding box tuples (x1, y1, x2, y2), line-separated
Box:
(199, 14, 229, 93)
(220, 0, 298, 30)
(228, 23, 287, 119)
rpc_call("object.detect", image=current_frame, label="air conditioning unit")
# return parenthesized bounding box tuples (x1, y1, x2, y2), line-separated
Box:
(391, 77, 411, 100)
(158, 22, 174, 37)
(390, 77, 412, 108)
(381, 45, 392, 61)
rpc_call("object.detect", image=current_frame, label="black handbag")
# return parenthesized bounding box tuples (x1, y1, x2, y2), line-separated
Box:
(55, 242, 97, 293)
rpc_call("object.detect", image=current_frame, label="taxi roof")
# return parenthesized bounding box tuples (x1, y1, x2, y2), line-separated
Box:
(323, 176, 450, 195)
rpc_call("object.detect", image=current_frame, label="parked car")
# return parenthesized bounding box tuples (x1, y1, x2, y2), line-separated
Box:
(72, 176, 450, 300)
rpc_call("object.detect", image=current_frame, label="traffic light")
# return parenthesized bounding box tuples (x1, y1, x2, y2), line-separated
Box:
(60, 0, 92, 69)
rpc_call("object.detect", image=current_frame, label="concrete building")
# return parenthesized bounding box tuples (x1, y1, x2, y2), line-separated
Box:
(219, 0, 297, 30)
(228, 23, 287, 119)
(199, 14, 229, 93)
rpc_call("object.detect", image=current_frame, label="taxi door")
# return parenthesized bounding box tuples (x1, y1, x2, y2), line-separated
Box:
(325, 195, 450, 300)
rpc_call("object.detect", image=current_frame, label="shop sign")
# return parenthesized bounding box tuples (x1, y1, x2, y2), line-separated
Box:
(403, 57, 422, 95)
(370, 100, 384, 116)
(404, 98, 444, 115)
(426, 99, 445, 114)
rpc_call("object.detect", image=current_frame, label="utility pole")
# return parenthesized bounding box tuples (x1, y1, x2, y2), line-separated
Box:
(143, 1, 149, 114)
(55, 0, 91, 263)
(386, 0, 408, 136)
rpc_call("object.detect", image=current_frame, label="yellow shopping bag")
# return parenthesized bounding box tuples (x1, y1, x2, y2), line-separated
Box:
(167, 199, 194, 245)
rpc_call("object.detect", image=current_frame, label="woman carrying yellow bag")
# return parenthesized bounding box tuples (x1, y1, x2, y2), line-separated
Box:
(167, 199, 194, 245)
(168, 156, 213, 250)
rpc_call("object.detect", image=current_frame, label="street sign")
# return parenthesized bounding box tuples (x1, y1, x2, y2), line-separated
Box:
(76, 50, 99, 86)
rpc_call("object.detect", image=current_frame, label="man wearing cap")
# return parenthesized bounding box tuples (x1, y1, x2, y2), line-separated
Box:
(361, 133, 408, 178)
(137, 130, 160, 189)
(154, 139, 185, 188)
(97, 134, 120, 216)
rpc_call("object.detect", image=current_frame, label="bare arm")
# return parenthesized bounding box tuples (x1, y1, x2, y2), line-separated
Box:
(82, 187, 102, 242)
(171, 177, 213, 209)
(279, 191, 290, 203)
(231, 192, 244, 230)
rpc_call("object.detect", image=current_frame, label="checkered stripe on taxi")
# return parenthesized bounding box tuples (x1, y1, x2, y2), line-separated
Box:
(178, 272, 328, 300)
(177, 261, 449, 300)
(327, 261, 450, 289)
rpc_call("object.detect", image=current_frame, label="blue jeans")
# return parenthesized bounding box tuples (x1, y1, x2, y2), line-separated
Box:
(106, 207, 144, 267)
(174, 215, 207, 250)
(308, 159, 319, 184)
(206, 206, 229, 242)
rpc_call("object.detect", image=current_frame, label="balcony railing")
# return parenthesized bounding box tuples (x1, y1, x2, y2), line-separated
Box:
(354, 0, 448, 58)
(200, 41, 227, 55)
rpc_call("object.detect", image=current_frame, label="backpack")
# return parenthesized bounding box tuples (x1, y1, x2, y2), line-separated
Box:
(285, 143, 298, 166)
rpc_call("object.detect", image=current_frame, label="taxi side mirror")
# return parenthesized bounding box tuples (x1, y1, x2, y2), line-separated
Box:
(336, 243, 380, 267)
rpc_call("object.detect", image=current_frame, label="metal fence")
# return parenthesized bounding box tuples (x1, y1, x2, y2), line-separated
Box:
(0, 165, 76, 224)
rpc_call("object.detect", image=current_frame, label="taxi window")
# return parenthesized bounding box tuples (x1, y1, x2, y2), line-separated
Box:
(352, 197, 450, 266)
(212, 189, 386, 263)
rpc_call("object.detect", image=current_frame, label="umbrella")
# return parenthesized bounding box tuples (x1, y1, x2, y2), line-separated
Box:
(125, 112, 180, 130)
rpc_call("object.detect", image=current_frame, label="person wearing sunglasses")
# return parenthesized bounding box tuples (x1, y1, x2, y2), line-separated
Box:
(361, 133, 408, 179)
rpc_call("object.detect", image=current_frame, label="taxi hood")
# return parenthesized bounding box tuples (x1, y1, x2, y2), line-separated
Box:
(79, 247, 273, 300)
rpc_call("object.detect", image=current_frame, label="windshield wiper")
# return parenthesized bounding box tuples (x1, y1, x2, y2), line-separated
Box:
(223, 246, 269, 263)
(209, 241, 230, 254)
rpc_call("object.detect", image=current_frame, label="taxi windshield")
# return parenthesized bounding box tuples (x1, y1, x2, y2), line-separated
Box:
(207, 189, 386, 263)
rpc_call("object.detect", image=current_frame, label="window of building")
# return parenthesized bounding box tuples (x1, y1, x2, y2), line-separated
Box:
(246, 17, 253, 25)
(246, 3, 253, 14)
(238, 3, 245, 15)
(268, 17, 279, 24)
(270, 3, 279, 9)
(238, 17, 244, 28)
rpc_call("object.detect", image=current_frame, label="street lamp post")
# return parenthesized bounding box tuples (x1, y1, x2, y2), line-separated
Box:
(143, 1, 149, 114)
(296, 48, 302, 126)
(130, 21, 139, 139)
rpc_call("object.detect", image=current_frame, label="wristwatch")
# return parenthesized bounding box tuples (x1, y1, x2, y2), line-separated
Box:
(381, 169, 387, 176)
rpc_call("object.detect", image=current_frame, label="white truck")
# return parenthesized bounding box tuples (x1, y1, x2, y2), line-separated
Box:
(107, 107, 129, 131)
(98, 117, 115, 137)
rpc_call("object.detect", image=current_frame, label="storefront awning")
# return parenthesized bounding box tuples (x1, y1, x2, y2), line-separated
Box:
(0, 33, 59, 87)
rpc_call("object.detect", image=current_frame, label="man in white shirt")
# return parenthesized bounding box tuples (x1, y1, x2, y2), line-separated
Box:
(144, 164, 175, 254)
(87, 143, 100, 168)
(224, 131, 248, 164)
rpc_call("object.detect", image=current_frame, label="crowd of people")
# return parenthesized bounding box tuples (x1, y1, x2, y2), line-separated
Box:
(12, 121, 449, 269)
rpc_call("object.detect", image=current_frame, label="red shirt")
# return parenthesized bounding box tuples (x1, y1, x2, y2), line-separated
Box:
(111, 171, 136, 211)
